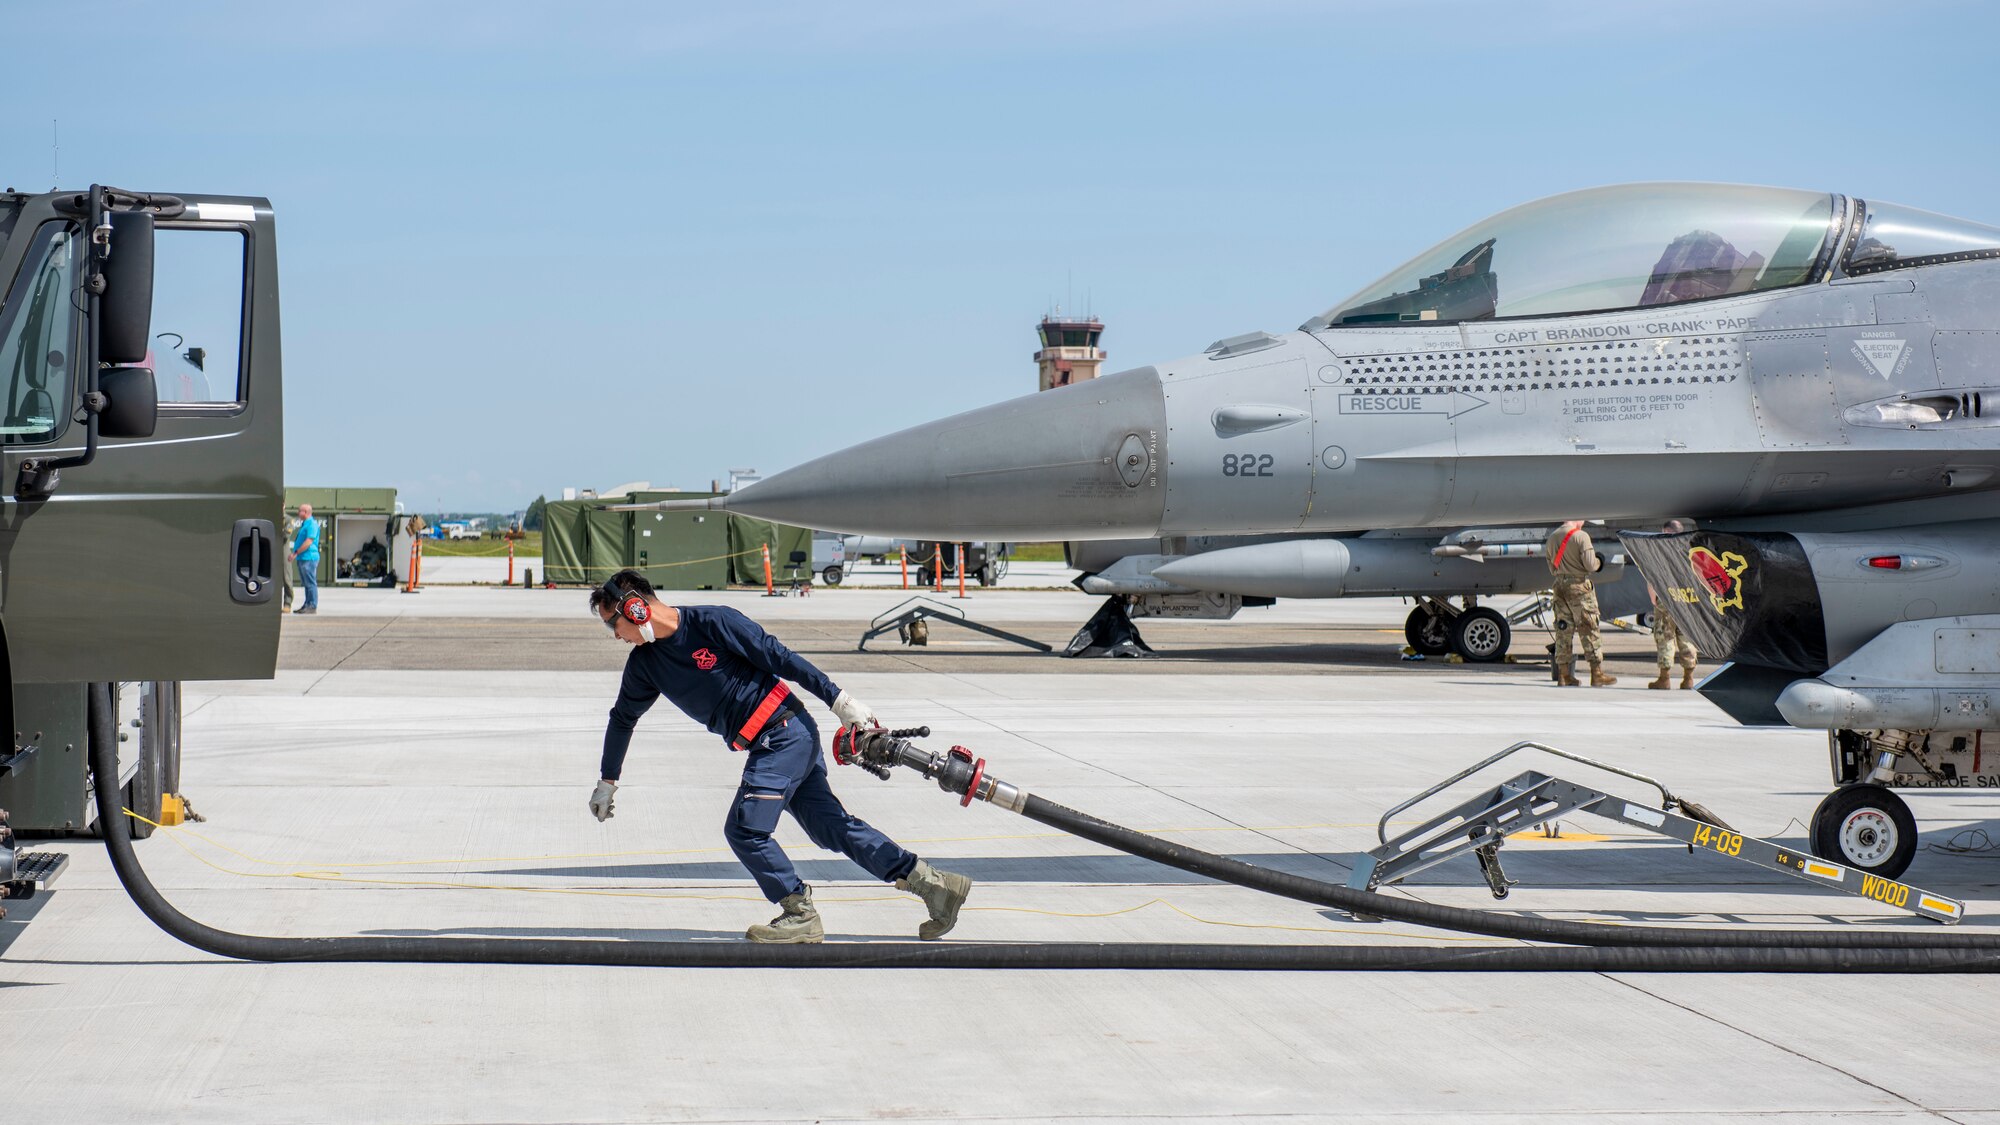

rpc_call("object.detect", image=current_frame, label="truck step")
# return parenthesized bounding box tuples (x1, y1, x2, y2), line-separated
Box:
(11, 850, 70, 889)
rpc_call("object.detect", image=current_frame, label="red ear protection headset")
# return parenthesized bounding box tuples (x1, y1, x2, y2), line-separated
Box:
(602, 577, 650, 626)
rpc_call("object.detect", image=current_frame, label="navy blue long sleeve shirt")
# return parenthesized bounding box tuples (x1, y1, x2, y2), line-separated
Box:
(600, 605, 841, 780)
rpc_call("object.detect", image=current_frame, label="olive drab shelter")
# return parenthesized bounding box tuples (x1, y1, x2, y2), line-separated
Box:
(727, 517, 813, 587)
(283, 487, 409, 587)
(540, 494, 802, 589)
(539, 500, 602, 585)
(626, 491, 731, 589)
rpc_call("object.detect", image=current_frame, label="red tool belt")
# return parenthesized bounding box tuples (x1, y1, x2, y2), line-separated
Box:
(731, 682, 796, 751)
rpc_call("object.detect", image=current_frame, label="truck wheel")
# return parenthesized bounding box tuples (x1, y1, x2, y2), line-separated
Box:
(1810, 785, 1917, 880)
(1404, 606, 1451, 656)
(1448, 608, 1511, 663)
(102, 682, 161, 840)
(150, 681, 183, 797)
(822, 566, 843, 586)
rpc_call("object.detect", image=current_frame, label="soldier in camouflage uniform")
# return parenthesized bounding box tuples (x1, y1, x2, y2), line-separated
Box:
(1648, 520, 1698, 690)
(278, 511, 297, 613)
(1543, 519, 1616, 687)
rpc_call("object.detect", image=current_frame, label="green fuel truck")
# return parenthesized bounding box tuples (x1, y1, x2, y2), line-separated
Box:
(0, 186, 283, 901)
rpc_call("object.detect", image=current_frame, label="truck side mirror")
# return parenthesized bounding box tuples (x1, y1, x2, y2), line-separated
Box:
(97, 366, 158, 438)
(99, 211, 155, 365)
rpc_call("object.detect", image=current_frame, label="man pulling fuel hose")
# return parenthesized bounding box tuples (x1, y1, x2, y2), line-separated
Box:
(589, 569, 972, 943)
(82, 682, 2000, 969)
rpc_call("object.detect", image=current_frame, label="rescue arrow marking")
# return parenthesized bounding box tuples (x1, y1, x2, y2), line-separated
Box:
(1336, 391, 1489, 420)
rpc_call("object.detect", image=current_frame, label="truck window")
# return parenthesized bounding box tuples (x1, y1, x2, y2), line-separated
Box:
(147, 228, 247, 405)
(0, 223, 81, 443)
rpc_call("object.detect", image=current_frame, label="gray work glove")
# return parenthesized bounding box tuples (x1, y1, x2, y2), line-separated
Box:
(589, 779, 617, 822)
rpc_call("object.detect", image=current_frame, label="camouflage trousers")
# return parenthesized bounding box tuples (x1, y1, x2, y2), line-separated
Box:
(1653, 609, 1697, 670)
(1550, 580, 1602, 665)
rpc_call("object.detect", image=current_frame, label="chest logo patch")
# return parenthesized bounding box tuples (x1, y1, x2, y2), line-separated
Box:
(691, 648, 719, 670)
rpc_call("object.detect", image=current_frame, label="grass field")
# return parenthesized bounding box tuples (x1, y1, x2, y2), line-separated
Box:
(419, 532, 542, 557)
(1008, 541, 1066, 563)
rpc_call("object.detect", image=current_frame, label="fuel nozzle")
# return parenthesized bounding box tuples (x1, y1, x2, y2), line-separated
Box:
(830, 725, 929, 779)
(830, 727, 1027, 812)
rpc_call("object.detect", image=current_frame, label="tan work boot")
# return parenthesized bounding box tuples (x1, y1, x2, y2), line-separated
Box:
(1648, 670, 1671, 690)
(1556, 662, 1580, 687)
(897, 859, 972, 940)
(1589, 662, 1618, 687)
(1681, 668, 1696, 690)
(746, 887, 823, 943)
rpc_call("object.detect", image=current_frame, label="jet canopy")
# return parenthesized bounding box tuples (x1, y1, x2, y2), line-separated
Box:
(1310, 183, 1842, 328)
(1845, 200, 2000, 274)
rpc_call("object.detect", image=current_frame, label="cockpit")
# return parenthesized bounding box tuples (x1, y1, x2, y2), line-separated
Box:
(1306, 183, 2000, 330)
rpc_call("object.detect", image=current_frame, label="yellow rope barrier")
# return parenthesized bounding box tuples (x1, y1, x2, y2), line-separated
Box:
(554, 548, 767, 577)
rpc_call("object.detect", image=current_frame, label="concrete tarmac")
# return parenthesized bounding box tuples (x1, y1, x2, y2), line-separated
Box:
(8, 585, 2000, 1122)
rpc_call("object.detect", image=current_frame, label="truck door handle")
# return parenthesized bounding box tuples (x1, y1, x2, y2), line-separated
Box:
(231, 518, 276, 604)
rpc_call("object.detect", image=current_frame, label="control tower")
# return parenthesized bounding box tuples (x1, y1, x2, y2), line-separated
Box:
(1034, 314, 1106, 392)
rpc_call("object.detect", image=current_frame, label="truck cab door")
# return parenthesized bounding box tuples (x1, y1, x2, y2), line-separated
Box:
(0, 197, 282, 682)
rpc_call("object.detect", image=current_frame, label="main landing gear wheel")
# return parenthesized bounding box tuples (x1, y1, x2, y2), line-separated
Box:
(1448, 607, 1511, 663)
(1404, 606, 1451, 656)
(1810, 785, 1917, 881)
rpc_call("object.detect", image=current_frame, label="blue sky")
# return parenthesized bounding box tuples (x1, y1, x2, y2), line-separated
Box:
(5, 0, 1995, 511)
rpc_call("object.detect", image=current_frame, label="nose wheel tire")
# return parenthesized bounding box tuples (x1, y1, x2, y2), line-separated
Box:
(1404, 606, 1451, 656)
(1448, 607, 1511, 663)
(1809, 785, 1917, 881)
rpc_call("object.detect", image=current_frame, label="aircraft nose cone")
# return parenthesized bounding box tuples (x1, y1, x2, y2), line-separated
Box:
(727, 366, 1169, 539)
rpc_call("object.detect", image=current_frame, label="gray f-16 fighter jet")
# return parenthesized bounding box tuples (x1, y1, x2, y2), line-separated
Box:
(632, 182, 2000, 879)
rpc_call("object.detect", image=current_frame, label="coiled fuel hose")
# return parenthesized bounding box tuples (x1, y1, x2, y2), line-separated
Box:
(90, 687, 2000, 971)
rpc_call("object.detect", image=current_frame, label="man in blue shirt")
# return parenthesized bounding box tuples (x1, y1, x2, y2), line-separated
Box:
(588, 569, 972, 943)
(288, 503, 321, 615)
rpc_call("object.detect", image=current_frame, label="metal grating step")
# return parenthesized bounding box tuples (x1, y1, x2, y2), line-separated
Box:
(11, 851, 69, 888)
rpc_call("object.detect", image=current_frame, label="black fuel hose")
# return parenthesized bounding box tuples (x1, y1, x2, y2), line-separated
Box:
(86, 686, 2000, 970)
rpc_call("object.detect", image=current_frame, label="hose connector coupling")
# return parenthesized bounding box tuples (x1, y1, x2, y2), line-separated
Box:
(832, 725, 931, 780)
(833, 728, 1026, 812)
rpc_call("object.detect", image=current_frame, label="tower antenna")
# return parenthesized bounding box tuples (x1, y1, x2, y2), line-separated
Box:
(51, 119, 59, 187)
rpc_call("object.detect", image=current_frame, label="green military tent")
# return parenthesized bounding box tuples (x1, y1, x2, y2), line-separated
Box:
(540, 494, 809, 590)
(727, 516, 813, 587)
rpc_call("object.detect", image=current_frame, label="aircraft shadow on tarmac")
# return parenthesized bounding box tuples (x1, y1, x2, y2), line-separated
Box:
(488, 851, 1354, 885)
(496, 839, 1993, 888)
(357, 925, 922, 943)
(476, 841, 2000, 929)
(1130, 642, 1525, 667)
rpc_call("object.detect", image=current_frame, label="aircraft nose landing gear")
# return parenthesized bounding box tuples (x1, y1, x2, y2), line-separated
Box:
(1810, 784, 1918, 881)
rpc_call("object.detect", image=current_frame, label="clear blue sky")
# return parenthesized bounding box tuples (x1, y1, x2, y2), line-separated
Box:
(7, 1, 1996, 512)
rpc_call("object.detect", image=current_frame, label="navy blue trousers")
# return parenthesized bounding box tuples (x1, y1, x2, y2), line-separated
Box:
(723, 710, 917, 903)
